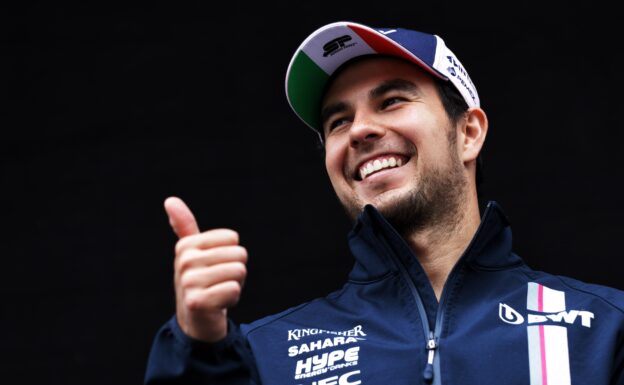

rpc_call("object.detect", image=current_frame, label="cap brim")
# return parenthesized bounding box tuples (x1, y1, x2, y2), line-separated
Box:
(285, 21, 446, 133)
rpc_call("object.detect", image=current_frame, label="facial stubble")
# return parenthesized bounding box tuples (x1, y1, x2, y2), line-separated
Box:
(339, 128, 468, 237)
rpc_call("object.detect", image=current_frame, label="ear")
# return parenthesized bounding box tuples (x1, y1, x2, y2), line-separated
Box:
(459, 107, 488, 164)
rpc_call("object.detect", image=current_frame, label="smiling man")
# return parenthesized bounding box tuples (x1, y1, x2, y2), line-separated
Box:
(319, 55, 486, 298)
(145, 22, 624, 385)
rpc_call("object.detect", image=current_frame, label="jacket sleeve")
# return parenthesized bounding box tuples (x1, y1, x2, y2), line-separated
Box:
(144, 316, 260, 385)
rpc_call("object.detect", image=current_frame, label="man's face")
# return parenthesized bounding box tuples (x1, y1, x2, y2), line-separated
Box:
(321, 56, 468, 230)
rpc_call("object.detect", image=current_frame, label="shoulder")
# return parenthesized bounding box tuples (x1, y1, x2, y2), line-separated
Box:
(556, 275, 624, 314)
(239, 284, 350, 338)
(523, 267, 624, 315)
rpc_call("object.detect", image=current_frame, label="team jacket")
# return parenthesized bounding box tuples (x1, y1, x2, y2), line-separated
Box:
(145, 201, 624, 385)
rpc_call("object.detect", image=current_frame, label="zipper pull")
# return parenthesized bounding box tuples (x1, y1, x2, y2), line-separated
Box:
(423, 331, 437, 383)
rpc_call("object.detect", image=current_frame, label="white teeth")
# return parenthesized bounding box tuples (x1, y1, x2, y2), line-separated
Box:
(358, 156, 406, 180)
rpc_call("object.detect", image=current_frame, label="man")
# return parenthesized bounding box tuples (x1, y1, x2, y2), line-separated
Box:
(145, 21, 624, 385)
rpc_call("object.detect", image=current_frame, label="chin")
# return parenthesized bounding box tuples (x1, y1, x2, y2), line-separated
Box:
(340, 188, 410, 221)
(364, 187, 410, 210)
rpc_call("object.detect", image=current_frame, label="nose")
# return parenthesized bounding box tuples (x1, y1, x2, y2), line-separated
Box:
(349, 114, 386, 147)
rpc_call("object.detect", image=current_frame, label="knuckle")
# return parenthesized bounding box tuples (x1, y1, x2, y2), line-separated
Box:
(234, 245, 248, 262)
(177, 249, 199, 271)
(184, 294, 202, 311)
(225, 282, 242, 300)
(217, 229, 239, 244)
(231, 262, 247, 280)
(228, 230, 240, 244)
(216, 281, 241, 304)
(174, 237, 190, 255)
(179, 272, 193, 289)
(231, 281, 243, 295)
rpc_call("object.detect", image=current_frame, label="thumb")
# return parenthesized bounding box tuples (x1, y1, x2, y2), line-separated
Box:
(164, 196, 200, 238)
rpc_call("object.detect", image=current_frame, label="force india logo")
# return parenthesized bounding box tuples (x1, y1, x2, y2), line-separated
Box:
(498, 282, 595, 385)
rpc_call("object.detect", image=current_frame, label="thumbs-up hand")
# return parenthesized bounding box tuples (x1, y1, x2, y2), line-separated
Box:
(164, 197, 247, 342)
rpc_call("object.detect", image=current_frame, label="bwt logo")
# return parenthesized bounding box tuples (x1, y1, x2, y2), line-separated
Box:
(323, 35, 353, 57)
(499, 303, 594, 327)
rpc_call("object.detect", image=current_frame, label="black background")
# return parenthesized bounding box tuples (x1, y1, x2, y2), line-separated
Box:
(3, 3, 624, 384)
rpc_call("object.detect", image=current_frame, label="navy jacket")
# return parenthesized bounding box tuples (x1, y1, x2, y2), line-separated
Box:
(145, 202, 624, 385)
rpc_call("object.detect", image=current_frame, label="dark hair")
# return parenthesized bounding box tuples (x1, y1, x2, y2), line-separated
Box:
(433, 79, 485, 192)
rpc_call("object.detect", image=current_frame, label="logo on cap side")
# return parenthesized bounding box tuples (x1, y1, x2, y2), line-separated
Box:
(445, 55, 477, 103)
(323, 35, 355, 57)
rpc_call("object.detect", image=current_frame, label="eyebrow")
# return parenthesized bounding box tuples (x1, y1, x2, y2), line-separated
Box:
(320, 101, 349, 129)
(320, 78, 421, 128)
(369, 78, 421, 100)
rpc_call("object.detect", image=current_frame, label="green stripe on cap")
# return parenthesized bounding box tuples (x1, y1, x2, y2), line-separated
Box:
(287, 51, 330, 130)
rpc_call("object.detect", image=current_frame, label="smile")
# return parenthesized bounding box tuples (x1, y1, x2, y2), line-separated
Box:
(357, 154, 409, 180)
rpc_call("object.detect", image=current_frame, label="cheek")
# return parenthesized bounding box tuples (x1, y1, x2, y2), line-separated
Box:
(391, 111, 451, 155)
(324, 140, 348, 184)
(384, 110, 427, 141)
(324, 149, 341, 181)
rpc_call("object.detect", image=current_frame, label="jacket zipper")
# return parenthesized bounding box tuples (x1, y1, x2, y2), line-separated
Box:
(374, 203, 494, 384)
(386, 230, 481, 384)
(386, 229, 487, 384)
(392, 255, 442, 384)
(424, 331, 437, 382)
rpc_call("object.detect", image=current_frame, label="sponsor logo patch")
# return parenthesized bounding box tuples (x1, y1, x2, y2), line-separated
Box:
(323, 35, 356, 57)
(288, 325, 366, 383)
(498, 282, 593, 385)
(288, 325, 366, 341)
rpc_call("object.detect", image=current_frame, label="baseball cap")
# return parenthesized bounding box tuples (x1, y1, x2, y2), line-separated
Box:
(285, 21, 480, 138)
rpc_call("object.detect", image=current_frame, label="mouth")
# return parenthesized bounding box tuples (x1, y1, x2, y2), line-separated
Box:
(354, 154, 410, 181)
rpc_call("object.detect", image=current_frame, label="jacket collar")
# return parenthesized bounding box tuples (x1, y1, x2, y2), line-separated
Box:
(347, 201, 524, 282)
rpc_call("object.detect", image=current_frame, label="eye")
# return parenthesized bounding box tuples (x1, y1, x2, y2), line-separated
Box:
(326, 116, 350, 133)
(381, 96, 406, 109)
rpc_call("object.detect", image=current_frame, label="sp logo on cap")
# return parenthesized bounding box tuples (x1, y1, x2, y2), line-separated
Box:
(323, 35, 353, 57)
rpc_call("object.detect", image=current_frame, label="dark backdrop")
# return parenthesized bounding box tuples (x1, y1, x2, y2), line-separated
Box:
(3, 3, 623, 384)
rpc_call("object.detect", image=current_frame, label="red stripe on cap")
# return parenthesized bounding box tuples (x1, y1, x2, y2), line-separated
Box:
(348, 24, 441, 78)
